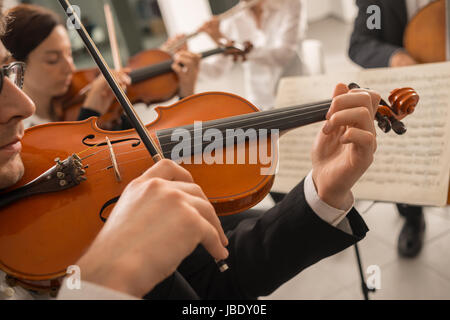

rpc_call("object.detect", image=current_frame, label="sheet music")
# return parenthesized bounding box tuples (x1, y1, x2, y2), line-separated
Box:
(272, 62, 450, 206)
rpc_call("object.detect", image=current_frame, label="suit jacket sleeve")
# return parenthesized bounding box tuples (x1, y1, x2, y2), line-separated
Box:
(178, 179, 369, 299)
(348, 0, 404, 68)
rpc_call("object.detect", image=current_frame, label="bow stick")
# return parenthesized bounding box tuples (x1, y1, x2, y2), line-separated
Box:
(58, 0, 229, 272)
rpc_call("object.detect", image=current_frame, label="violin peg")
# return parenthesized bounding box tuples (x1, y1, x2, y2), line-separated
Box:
(389, 88, 419, 118)
(348, 82, 360, 90)
(391, 119, 407, 135)
(375, 113, 392, 133)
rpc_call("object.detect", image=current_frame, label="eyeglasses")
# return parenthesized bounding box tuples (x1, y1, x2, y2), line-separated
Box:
(0, 62, 26, 94)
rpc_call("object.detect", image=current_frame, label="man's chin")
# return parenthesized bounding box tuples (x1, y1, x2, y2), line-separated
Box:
(0, 154, 25, 190)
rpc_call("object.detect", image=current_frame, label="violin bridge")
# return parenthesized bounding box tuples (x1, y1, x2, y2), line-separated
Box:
(106, 136, 122, 182)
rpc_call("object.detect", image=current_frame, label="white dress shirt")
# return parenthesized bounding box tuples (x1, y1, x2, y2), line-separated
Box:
(200, 0, 304, 110)
(406, 0, 432, 21)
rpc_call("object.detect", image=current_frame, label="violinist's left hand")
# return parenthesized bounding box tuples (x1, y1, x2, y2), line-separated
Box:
(199, 17, 227, 45)
(172, 50, 201, 98)
(160, 34, 188, 53)
(83, 69, 131, 115)
(311, 83, 380, 210)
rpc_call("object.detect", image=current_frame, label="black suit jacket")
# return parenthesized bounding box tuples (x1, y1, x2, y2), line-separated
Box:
(349, 0, 408, 68)
(144, 179, 369, 300)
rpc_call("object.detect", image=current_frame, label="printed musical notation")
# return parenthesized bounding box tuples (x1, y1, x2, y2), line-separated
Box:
(273, 62, 450, 206)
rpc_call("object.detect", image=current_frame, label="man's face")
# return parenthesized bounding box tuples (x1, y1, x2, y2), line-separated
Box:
(0, 42, 35, 189)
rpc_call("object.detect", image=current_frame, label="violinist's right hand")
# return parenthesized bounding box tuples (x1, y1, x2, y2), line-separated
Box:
(83, 69, 131, 115)
(390, 50, 417, 67)
(76, 159, 229, 298)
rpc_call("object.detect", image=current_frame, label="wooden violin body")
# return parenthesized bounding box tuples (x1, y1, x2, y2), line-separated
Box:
(52, 43, 252, 130)
(0, 87, 418, 283)
(0, 92, 274, 281)
(404, 0, 446, 63)
(52, 49, 178, 129)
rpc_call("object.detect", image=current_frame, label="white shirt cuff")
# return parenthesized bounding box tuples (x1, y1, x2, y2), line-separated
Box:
(57, 279, 139, 300)
(304, 171, 354, 227)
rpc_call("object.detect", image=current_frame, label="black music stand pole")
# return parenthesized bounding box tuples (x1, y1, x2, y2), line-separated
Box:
(354, 243, 376, 300)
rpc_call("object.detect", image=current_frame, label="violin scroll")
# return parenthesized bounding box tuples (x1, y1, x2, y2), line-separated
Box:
(377, 87, 419, 135)
(388, 88, 419, 118)
(348, 83, 419, 135)
(222, 41, 254, 62)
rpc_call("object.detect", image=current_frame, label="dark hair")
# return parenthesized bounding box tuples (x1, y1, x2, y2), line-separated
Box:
(0, 1, 4, 36)
(1, 4, 63, 62)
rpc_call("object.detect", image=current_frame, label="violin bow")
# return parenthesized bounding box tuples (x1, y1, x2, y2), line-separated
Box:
(103, 2, 122, 70)
(58, 0, 229, 272)
(165, 0, 263, 53)
(58, 0, 163, 162)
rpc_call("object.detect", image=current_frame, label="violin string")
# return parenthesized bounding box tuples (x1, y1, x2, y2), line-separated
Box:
(81, 106, 331, 173)
(166, 107, 330, 152)
(79, 147, 107, 161)
(79, 104, 331, 170)
(85, 155, 151, 178)
(80, 103, 330, 165)
(77, 132, 149, 161)
(76, 141, 106, 160)
(155, 105, 331, 149)
(155, 101, 332, 140)
(78, 102, 331, 167)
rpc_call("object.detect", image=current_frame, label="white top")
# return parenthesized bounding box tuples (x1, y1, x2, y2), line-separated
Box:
(200, 0, 305, 111)
(405, 0, 433, 21)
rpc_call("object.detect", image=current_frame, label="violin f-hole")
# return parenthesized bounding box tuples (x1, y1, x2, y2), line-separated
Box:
(82, 134, 141, 148)
(99, 196, 120, 223)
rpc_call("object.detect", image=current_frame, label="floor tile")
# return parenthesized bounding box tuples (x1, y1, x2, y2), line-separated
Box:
(261, 260, 345, 300)
(369, 259, 450, 300)
(419, 233, 450, 281)
(362, 202, 450, 247)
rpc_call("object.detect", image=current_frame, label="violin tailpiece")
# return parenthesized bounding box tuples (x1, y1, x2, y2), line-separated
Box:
(0, 154, 86, 209)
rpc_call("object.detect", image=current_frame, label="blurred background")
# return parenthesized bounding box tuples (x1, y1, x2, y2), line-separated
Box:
(5, 0, 450, 300)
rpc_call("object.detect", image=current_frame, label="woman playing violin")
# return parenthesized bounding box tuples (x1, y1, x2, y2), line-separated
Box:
(0, 4, 130, 129)
(0, 4, 201, 130)
(199, 0, 305, 110)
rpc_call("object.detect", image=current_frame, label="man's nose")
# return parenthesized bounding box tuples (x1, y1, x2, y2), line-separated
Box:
(1, 78, 35, 122)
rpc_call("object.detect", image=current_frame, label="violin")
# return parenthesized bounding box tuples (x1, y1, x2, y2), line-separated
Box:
(0, 87, 419, 287)
(51, 42, 253, 130)
(0, 0, 420, 293)
(163, 0, 263, 53)
(403, 0, 447, 63)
